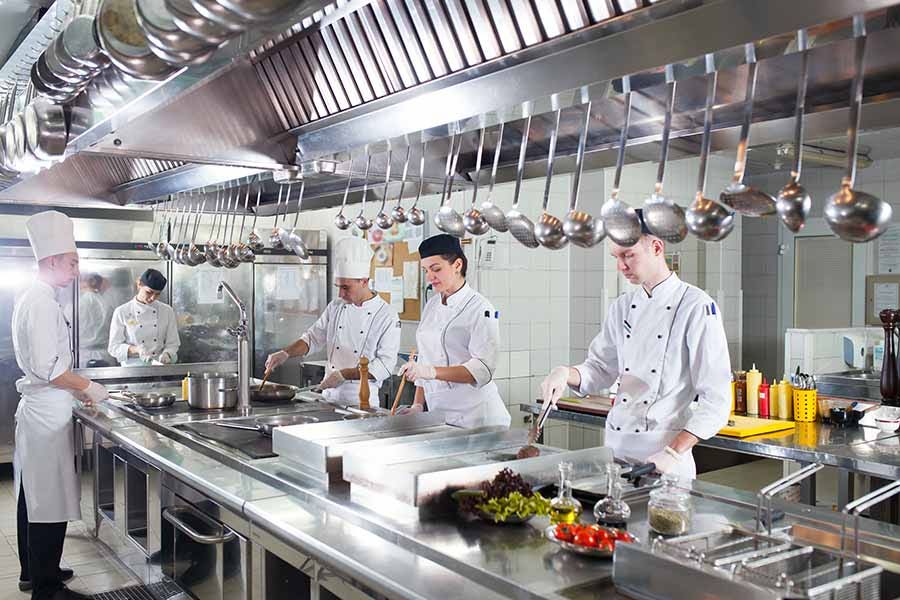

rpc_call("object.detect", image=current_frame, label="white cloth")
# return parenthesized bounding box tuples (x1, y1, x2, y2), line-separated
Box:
(25, 210, 77, 260)
(574, 274, 731, 479)
(79, 290, 114, 365)
(333, 236, 373, 279)
(11, 281, 81, 522)
(108, 298, 180, 366)
(415, 283, 510, 428)
(301, 294, 400, 405)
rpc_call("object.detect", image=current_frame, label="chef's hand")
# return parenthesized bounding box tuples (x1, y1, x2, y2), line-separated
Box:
(157, 351, 173, 365)
(399, 361, 436, 382)
(266, 350, 290, 372)
(397, 403, 424, 416)
(138, 346, 155, 363)
(79, 381, 109, 407)
(541, 366, 571, 408)
(318, 369, 345, 390)
(647, 446, 683, 476)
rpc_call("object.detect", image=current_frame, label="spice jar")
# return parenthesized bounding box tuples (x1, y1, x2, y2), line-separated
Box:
(647, 475, 692, 536)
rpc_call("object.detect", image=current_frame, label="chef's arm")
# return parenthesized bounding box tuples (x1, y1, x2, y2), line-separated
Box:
(50, 370, 93, 393)
(282, 338, 310, 359)
(290, 306, 330, 358)
(452, 305, 500, 388)
(335, 367, 375, 381)
(434, 366, 477, 385)
(162, 310, 180, 362)
(412, 385, 425, 407)
(107, 311, 132, 363)
(668, 430, 701, 454)
(682, 301, 733, 442)
(572, 309, 620, 395)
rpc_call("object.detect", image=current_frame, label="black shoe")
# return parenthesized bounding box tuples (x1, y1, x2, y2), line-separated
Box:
(50, 586, 91, 600)
(18, 568, 75, 592)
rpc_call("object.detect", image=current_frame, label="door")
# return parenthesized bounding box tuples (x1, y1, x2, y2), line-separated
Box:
(793, 236, 854, 328)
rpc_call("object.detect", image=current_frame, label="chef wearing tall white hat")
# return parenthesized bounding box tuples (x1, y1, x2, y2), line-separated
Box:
(13, 211, 107, 600)
(265, 236, 401, 405)
(108, 268, 180, 366)
(540, 211, 731, 480)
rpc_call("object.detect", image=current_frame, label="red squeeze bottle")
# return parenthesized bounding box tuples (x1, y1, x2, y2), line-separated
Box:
(759, 378, 770, 418)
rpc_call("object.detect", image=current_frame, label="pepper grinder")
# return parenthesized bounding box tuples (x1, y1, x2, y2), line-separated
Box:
(358, 356, 370, 410)
(880, 309, 898, 404)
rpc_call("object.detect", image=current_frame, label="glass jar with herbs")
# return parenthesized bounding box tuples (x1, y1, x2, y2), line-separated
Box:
(647, 475, 692, 536)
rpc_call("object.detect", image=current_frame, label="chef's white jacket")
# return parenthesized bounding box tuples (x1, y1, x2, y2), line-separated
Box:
(416, 283, 510, 428)
(108, 298, 180, 365)
(301, 294, 401, 405)
(574, 274, 731, 478)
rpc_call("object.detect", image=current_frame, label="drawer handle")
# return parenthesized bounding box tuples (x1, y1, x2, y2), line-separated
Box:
(162, 506, 235, 544)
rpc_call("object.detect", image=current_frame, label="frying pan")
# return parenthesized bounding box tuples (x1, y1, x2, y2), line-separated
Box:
(114, 390, 176, 409)
(213, 413, 319, 436)
(250, 382, 297, 402)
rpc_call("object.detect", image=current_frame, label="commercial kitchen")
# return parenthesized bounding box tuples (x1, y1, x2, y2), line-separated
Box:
(2, 0, 900, 598)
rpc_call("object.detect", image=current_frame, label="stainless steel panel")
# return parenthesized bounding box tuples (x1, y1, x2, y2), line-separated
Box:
(443, 0, 483, 67)
(387, 0, 433, 83)
(329, 19, 375, 103)
(484, 0, 522, 54)
(320, 25, 365, 107)
(280, 46, 322, 122)
(368, 1, 419, 89)
(462, 0, 502, 61)
(337, 15, 386, 100)
(310, 32, 352, 111)
(298, 36, 341, 115)
(403, 0, 450, 78)
(353, 6, 405, 94)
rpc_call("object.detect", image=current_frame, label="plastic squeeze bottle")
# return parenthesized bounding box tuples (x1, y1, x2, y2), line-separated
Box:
(746, 364, 762, 416)
(758, 378, 770, 418)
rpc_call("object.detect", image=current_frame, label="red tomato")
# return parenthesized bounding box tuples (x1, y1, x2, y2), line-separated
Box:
(573, 531, 598, 548)
(555, 524, 575, 542)
(597, 539, 614, 552)
(612, 529, 633, 542)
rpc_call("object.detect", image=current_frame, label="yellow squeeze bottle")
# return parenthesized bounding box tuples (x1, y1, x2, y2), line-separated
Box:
(770, 380, 782, 419)
(777, 378, 792, 420)
(746, 364, 761, 416)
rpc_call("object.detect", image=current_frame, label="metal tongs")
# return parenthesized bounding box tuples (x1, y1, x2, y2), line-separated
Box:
(528, 401, 555, 444)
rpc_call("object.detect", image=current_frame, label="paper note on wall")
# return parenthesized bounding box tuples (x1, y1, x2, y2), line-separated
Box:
(276, 267, 302, 300)
(875, 282, 899, 315)
(879, 229, 900, 273)
(197, 270, 219, 304)
(403, 261, 419, 299)
(390, 276, 404, 312)
(374, 267, 393, 293)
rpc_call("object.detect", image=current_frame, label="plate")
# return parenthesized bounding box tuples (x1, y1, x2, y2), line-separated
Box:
(544, 525, 635, 558)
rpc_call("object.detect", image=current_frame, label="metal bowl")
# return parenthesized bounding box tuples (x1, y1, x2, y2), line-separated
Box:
(97, 0, 179, 80)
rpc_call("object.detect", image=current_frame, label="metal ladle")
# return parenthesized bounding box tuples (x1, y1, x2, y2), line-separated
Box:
(354, 154, 374, 230)
(236, 181, 256, 263)
(246, 177, 264, 250)
(719, 44, 776, 217)
(600, 76, 642, 247)
(375, 148, 394, 230)
(186, 198, 207, 266)
(534, 108, 568, 249)
(334, 153, 354, 230)
(205, 187, 224, 267)
(153, 199, 170, 259)
(686, 63, 735, 241)
(563, 101, 605, 247)
(280, 180, 310, 260)
(390, 145, 411, 224)
(433, 133, 466, 237)
(824, 16, 891, 242)
(643, 66, 688, 243)
(480, 122, 508, 233)
(463, 127, 490, 235)
(776, 29, 812, 234)
(506, 115, 539, 248)
(269, 183, 287, 248)
(219, 188, 241, 268)
(407, 142, 427, 226)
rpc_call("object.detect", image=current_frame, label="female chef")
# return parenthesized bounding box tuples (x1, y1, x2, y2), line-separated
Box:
(399, 234, 510, 428)
(108, 268, 180, 366)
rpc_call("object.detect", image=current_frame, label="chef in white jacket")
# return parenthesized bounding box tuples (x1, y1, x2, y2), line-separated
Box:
(265, 236, 401, 405)
(541, 212, 731, 479)
(398, 234, 510, 428)
(78, 274, 114, 367)
(13, 211, 108, 600)
(108, 269, 180, 366)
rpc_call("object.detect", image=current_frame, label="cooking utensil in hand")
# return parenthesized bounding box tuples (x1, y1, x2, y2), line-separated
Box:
(506, 115, 539, 248)
(463, 127, 490, 235)
(433, 133, 466, 237)
(481, 123, 509, 233)
(776, 30, 812, 233)
(824, 16, 892, 242)
(535, 108, 568, 249)
(600, 77, 642, 247)
(563, 101, 605, 247)
(334, 154, 354, 230)
(258, 369, 272, 391)
(390, 145, 412, 224)
(390, 349, 415, 416)
(528, 400, 555, 445)
(214, 413, 319, 436)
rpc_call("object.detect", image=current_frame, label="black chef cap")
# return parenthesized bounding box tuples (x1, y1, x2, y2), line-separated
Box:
(140, 268, 167, 292)
(633, 208, 654, 235)
(418, 234, 463, 259)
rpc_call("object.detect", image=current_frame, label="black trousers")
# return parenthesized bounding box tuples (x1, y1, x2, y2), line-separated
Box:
(17, 480, 67, 599)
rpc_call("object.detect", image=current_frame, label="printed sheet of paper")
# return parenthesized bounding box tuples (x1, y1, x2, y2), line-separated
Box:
(403, 261, 419, 299)
(874, 282, 899, 315)
(390, 276, 404, 312)
(374, 267, 393, 292)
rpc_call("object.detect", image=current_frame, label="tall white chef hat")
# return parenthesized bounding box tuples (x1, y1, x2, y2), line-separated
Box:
(333, 236, 373, 279)
(25, 210, 77, 261)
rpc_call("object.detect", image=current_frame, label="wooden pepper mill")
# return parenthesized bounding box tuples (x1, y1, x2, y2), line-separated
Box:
(879, 309, 898, 404)
(358, 356, 370, 410)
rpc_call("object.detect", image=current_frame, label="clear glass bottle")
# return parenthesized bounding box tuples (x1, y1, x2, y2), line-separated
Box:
(593, 462, 631, 529)
(647, 474, 692, 536)
(549, 461, 582, 524)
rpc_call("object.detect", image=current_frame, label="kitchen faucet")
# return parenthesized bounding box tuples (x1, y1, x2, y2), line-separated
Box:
(217, 281, 251, 414)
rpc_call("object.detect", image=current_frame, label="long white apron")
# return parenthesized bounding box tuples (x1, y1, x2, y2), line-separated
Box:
(321, 303, 380, 405)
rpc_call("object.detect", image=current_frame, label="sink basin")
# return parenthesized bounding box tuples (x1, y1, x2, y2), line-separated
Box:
(823, 370, 881, 381)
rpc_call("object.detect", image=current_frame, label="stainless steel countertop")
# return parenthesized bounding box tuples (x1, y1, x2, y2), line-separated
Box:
(75, 400, 900, 600)
(520, 403, 900, 479)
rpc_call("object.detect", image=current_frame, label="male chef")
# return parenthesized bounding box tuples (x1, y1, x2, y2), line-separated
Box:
(266, 236, 401, 405)
(108, 268, 180, 366)
(541, 211, 731, 479)
(14, 211, 108, 600)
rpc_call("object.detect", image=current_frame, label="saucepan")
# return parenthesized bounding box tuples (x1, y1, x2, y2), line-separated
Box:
(213, 413, 319, 436)
(115, 390, 177, 409)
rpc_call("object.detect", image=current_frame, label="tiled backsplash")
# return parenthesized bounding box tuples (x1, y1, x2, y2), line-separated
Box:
(784, 327, 881, 376)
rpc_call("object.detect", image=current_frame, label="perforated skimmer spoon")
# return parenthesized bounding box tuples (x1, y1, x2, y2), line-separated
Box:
(534, 108, 568, 249)
(506, 115, 539, 248)
(600, 76, 642, 247)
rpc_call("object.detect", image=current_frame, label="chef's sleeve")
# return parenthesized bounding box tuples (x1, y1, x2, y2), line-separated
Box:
(299, 303, 331, 356)
(163, 306, 180, 362)
(369, 315, 401, 385)
(573, 307, 620, 395)
(26, 303, 69, 382)
(683, 299, 733, 440)
(107, 307, 131, 365)
(462, 304, 500, 388)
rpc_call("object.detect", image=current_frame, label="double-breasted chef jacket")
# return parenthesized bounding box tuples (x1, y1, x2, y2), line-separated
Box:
(301, 294, 401, 405)
(416, 283, 511, 429)
(574, 273, 731, 479)
(108, 298, 180, 365)
(12, 281, 82, 522)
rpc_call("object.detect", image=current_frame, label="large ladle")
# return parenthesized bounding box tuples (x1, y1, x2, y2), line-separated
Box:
(686, 63, 735, 241)
(334, 154, 354, 230)
(205, 187, 225, 267)
(463, 127, 490, 235)
(563, 101, 605, 247)
(178, 199, 197, 265)
(390, 145, 412, 224)
(153, 199, 170, 259)
(236, 180, 256, 263)
(280, 180, 310, 259)
(481, 122, 508, 232)
(719, 44, 776, 217)
(776, 29, 812, 234)
(534, 108, 568, 249)
(353, 154, 374, 230)
(157, 197, 177, 260)
(186, 197, 208, 266)
(246, 177, 264, 250)
(433, 133, 466, 237)
(643, 66, 688, 243)
(374, 148, 394, 230)
(407, 142, 427, 226)
(506, 115, 539, 248)
(824, 16, 892, 242)
(219, 187, 242, 268)
(600, 76, 642, 247)
(269, 183, 288, 248)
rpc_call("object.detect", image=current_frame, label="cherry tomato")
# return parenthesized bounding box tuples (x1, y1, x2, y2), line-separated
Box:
(573, 531, 598, 548)
(597, 539, 614, 552)
(555, 524, 575, 542)
(612, 529, 633, 542)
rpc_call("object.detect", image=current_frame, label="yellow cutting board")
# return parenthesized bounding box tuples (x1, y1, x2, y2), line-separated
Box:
(718, 415, 796, 438)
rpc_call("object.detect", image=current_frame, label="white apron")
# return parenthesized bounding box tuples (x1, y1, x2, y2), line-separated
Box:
(321, 301, 384, 405)
(604, 285, 696, 480)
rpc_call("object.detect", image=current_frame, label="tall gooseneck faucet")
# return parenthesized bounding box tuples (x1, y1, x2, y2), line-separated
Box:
(218, 281, 251, 414)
